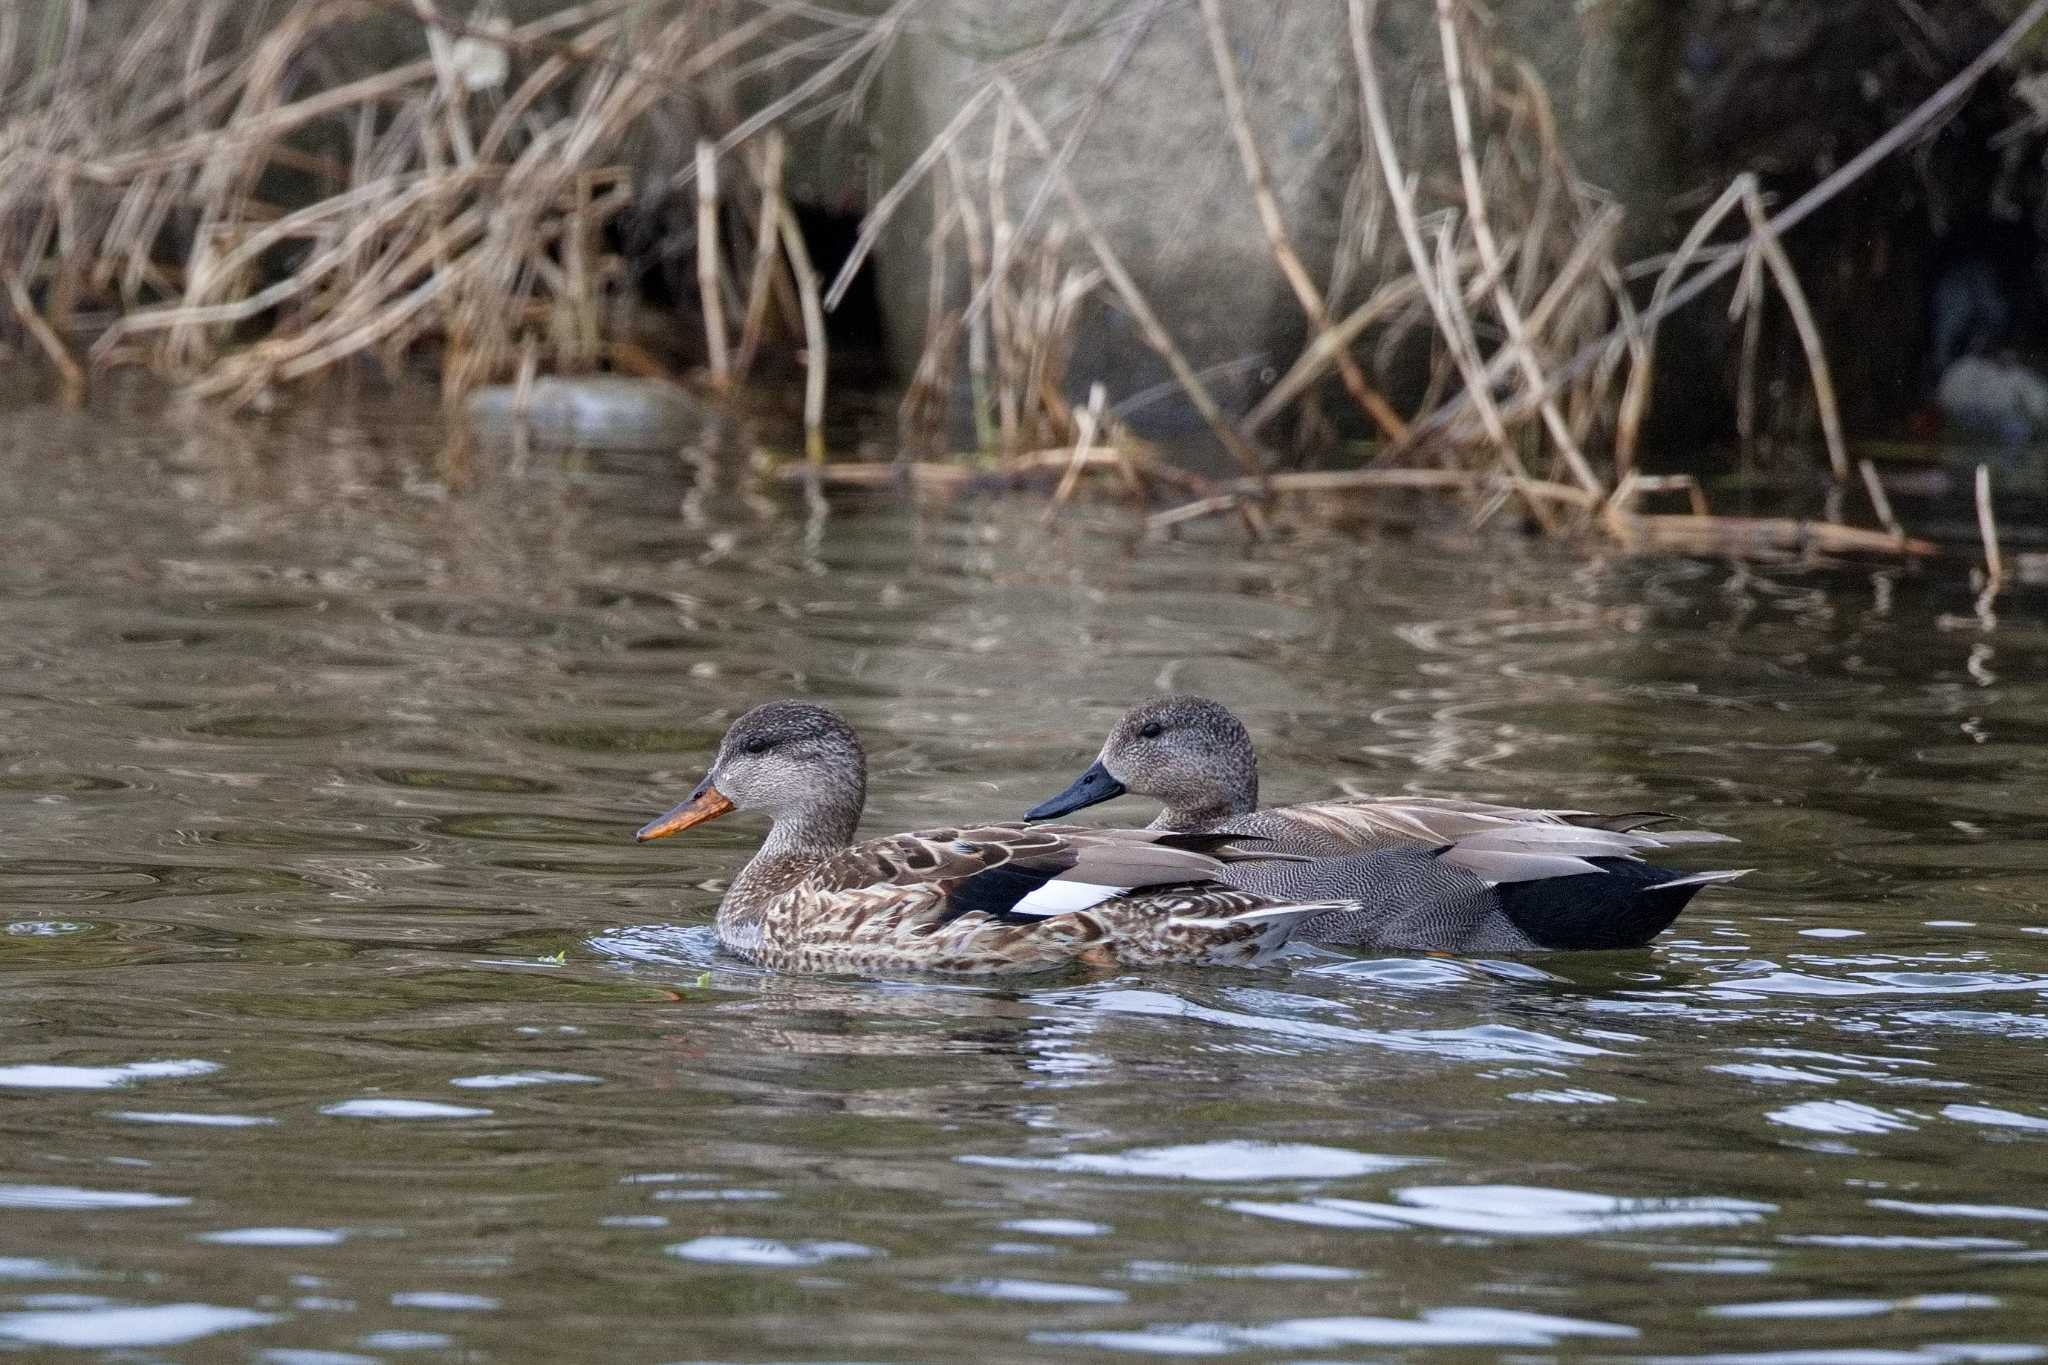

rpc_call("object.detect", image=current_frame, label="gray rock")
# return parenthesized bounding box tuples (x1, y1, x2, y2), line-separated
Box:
(867, 0, 1673, 443)
(464, 376, 709, 449)
(870, 0, 1358, 441)
(1937, 356, 2048, 443)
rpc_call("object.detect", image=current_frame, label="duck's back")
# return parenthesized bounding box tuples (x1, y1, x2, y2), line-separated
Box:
(1198, 807, 1370, 856)
(1199, 798, 1577, 858)
(1204, 796, 1709, 851)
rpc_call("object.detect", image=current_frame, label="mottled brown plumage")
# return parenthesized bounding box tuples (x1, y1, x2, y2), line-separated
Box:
(634, 701, 1346, 976)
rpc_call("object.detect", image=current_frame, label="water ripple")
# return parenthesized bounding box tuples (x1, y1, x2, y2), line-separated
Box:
(1229, 1185, 1773, 1237)
(959, 1141, 1423, 1182)
(0, 1059, 218, 1089)
(0, 1303, 278, 1348)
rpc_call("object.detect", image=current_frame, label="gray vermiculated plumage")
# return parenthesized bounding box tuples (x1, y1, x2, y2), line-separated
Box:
(1031, 695, 1746, 953)
(1218, 847, 1539, 953)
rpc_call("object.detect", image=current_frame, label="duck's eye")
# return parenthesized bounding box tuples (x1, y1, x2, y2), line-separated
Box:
(1138, 721, 1165, 739)
(743, 737, 771, 755)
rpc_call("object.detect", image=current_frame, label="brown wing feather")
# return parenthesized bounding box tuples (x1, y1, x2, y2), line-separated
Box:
(796, 823, 1232, 898)
(748, 823, 1329, 975)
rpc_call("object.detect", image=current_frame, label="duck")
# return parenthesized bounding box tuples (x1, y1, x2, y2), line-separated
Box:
(1023, 695, 1746, 954)
(632, 700, 1351, 975)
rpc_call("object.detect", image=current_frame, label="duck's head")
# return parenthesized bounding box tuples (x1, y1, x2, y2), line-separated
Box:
(1025, 694, 1256, 822)
(636, 700, 866, 843)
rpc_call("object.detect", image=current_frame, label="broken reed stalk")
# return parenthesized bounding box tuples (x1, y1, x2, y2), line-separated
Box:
(411, 0, 477, 166)
(937, 0, 1166, 343)
(1348, 0, 1552, 527)
(1490, 207, 1623, 419)
(705, 0, 925, 164)
(733, 130, 786, 382)
(1732, 242, 1765, 466)
(1976, 463, 2004, 593)
(986, 101, 1020, 454)
(774, 184, 829, 463)
(1145, 466, 1595, 533)
(992, 78, 1269, 485)
(898, 175, 959, 447)
(1431, 0, 1600, 498)
(1615, 515, 1936, 560)
(1245, 273, 1432, 435)
(823, 84, 994, 313)
(1605, 472, 1710, 521)
(944, 146, 997, 452)
(765, 444, 1209, 494)
(1197, 0, 1407, 444)
(696, 139, 731, 389)
(899, 104, 1108, 462)
(1245, 232, 1508, 436)
(1591, 251, 1647, 478)
(1857, 459, 1903, 543)
(1045, 380, 1108, 524)
(5, 268, 84, 404)
(1735, 176, 1848, 486)
(1615, 179, 1743, 477)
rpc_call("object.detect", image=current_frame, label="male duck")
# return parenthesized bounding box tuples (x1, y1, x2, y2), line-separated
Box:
(1024, 696, 1746, 954)
(633, 701, 1348, 975)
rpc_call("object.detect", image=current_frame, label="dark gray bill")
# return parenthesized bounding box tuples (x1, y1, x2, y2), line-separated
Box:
(1024, 760, 1127, 821)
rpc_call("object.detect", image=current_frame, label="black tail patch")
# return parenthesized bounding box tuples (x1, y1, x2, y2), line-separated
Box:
(1494, 858, 1710, 950)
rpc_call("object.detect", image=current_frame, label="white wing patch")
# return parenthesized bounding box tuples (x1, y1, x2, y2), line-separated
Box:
(1007, 880, 1125, 917)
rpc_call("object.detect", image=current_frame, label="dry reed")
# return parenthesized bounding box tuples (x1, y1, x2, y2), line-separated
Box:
(1122, 0, 2005, 561)
(1976, 463, 2004, 593)
(0, 0, 858, 415)
(696, 138, 731, 389)
(2, 0, 2035, 571)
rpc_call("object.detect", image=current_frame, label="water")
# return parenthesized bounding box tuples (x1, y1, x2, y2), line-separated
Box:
(5, 382, 2048, 1361)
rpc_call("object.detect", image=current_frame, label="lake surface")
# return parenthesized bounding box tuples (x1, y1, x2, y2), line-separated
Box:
(5, 381, 2048, 1362)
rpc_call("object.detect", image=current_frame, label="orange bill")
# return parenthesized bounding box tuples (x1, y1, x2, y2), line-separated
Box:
(635, 782, 734, 842)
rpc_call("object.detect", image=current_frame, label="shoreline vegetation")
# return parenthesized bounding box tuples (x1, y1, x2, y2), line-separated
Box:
(1, 0, 2042, 585)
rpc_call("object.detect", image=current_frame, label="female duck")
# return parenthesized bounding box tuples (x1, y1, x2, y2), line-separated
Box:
(634, 701, 1345, 975)
(1025, 696, 1745, 953)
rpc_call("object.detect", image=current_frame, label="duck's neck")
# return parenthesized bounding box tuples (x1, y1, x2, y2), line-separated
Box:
(1148, 779, 1258, 834)
(762, 799, 862, 860)
(717, 801, 862, 951)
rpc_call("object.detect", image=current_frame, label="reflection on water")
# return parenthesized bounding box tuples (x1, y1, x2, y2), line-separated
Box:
(4, 380, 2048, 1357)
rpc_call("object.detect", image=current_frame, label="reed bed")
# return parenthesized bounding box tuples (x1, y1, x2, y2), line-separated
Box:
(0, 0, 847, 414)
(1, 0, 2037, 565)
(835, 0, 2013, 560)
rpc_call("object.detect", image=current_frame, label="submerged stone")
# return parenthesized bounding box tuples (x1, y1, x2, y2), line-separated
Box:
(465, 376, 708, 450)
(1937, 355, 2048, 443)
